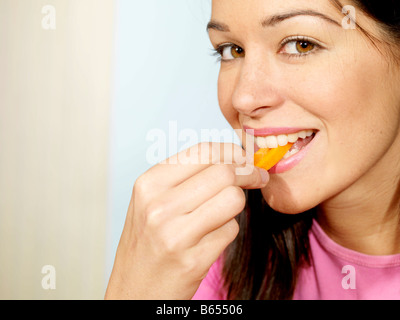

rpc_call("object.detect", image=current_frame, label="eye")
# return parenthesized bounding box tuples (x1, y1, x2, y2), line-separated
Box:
(280, 37, 320, 57)
(295, 41, 315, 53)
(214, 44, 245, 61)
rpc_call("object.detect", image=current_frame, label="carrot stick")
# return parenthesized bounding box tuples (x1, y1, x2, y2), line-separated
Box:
(254, 143, 294, 171)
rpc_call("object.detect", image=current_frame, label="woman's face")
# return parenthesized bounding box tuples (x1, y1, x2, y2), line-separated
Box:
(208, 0, 400, 214)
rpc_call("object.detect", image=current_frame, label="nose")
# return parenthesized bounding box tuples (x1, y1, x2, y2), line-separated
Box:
(231, 56, 284, 117)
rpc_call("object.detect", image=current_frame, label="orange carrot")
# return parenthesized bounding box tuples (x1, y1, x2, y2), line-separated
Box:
(254, 143, 294, 171)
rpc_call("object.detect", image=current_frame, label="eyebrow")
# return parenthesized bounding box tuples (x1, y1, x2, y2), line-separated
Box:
(207, 9, 341, 32)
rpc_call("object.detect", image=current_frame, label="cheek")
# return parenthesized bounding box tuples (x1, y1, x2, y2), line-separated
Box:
(286, 49, 398, 160)
(218, 70, 240, 127)
(262, 53, 400, 214)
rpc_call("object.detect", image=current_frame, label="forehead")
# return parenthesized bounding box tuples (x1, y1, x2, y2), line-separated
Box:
(210, 0, 344, 27)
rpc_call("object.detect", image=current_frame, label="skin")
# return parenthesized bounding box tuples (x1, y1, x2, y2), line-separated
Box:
(105, 144, 268, 299)
(106, 0, 400, 300)
(210, 0, 400, 255)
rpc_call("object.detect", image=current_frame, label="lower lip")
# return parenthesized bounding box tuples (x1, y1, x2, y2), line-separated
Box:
(268, 133, 318, 174)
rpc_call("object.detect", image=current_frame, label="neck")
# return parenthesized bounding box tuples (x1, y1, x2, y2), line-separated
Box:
(317, 139, 400, 256)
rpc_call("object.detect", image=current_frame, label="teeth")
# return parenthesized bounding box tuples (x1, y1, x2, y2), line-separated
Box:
(298, 131, 307, 139)
(265, 135, 278, 149)
(282, 148, 300, 159)
(277, 135, 288, 147)
(287, 133, 299, 143)
(255, 136, 268, 149)
(254, 130, 315, 149)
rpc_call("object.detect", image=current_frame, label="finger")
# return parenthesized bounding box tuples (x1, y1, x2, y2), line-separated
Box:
(151, 164, 267, 218)
(234, 165, 269, 189)
(179, 185, 245, 244)
(143, 142, 248, 190)
(187, 218, 239, 273)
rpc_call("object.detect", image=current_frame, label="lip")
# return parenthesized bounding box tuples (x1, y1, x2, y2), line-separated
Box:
(268, 131, 318, 174)
(243, 125, 311, 137)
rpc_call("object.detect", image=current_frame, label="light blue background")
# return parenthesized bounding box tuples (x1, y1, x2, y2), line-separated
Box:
(107, 0, 237, 276)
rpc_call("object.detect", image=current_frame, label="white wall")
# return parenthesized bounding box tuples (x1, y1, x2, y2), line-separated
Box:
(0, 0, 114, 299)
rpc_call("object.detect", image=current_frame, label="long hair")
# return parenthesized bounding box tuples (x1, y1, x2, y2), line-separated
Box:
(224, 189, 314, 300)
(222, 0, 400, 300)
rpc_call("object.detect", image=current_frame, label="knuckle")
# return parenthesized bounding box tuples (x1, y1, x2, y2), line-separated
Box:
(132, 174, 150, 196)
(143, 202, 165, 228)
(218, 165, 236, 185)
(162, 235, 183, 255)
(225, 185, 246, 211)
(197, 142, 220, 164)
(180, 254, 202, 276)
(226, 219, 240, 240)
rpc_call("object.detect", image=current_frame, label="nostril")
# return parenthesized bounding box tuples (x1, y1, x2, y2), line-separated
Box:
(251, 106, 273, 117)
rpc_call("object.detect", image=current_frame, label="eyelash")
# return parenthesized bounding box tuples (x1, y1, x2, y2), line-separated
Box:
(211, 36, 322, 62)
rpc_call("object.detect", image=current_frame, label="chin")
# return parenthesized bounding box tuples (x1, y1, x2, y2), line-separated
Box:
(260, 185, 318, 215)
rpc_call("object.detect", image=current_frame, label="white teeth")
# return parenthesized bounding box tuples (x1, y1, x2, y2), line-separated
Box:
(283, 148, 300, 159)
(277, 135, 288, 147)
(298, 130, 307, 139)
(254, 130, 315, 150)
(255, 136, 268, 149)
(265, 135, 278, 149)
(287, 133, 299, 143)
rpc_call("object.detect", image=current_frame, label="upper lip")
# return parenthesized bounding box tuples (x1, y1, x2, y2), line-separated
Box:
(243, 125, 316, 136)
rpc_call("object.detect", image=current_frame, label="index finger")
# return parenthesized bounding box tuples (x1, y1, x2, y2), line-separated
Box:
(145, 142, 249, 190)
(233, 164, 269, 189)
(150, 162, 269, 220)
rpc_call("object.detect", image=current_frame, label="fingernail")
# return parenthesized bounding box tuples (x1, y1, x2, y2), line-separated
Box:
(259, 168, 269, 184)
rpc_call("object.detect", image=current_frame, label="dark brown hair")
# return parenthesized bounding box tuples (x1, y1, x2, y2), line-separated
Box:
(222, 0, 400, 300)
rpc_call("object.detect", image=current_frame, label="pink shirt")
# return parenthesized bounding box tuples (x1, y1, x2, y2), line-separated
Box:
(192, 219, 400, 300)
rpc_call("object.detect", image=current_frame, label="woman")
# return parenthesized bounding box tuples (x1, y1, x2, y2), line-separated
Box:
(105, 0, 400, 300)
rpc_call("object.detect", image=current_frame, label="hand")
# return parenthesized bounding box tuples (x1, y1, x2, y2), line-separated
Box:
(105, 142, 269, 300)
